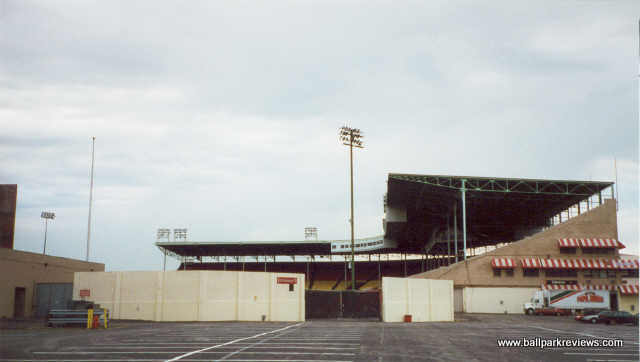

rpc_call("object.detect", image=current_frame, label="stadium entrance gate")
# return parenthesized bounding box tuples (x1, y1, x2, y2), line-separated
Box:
(305, 290, 380, 319)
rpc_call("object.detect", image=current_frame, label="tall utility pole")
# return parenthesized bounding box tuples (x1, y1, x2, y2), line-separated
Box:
(339, 126, 364, 290)
(86, 137, 96, 261)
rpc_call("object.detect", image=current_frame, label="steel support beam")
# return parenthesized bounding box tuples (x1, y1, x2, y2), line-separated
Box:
(454, 202, 458, 263)
(446, 214, 451, 265)
(461, 178, 467, 261)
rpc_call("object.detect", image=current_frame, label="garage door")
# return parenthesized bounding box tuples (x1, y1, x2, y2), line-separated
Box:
(35, 283, 73, 318)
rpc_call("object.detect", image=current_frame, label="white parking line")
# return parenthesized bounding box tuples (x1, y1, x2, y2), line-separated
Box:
(123, 337, 360, 342)
(566, 353, 639, 356)
(217, 325, 303, 361)
(34, 351, 356, 355)
(164, 322, 303, 362)
(77, 346, 359, 350)
(0, 360, 353, 362)
(99, 342, 359, 346)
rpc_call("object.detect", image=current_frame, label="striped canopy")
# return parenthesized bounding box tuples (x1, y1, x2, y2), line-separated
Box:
(557, 238, 580, 248)
(541, 284, 617, 291)
(491, 258, 516, 269)
(578, 238, 625, 249)
(610, 259, 639, 269)
(541, 284, 580, 290)
(538, 258, 631, 270)
(558, 238, 625, 249)
(521, 258, 541, 269)
(618, 284, 639, 295)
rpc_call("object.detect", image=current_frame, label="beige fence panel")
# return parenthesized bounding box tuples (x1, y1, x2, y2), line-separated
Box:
(74, 271, 304, 322)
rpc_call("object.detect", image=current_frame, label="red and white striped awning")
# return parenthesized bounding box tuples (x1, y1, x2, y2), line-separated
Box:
(578, 238, 625, 249)
(539, 259, 571, 269)
(573, 259, 611, 269)
(521, 258, 541, 269)
(610, 259, 639, 270)
(558, 238, 580, 248)
(541, 284, 580, 290)
(517, 258, 637, 270)
(491, 258, 516, 269)
(580, 284, 615, 291)
(539, 258, 616, 269)
(618, 284, 639, 295)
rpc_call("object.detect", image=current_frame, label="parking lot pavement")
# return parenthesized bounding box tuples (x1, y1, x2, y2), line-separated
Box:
(0, 321, 362, 361)
(0, 315, 637, 361)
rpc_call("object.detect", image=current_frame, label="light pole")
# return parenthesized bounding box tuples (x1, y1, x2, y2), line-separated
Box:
(86, 136, 96, 261)
(41, 211, 55, 255)
(157, 228, 171, 271)
(339, 126, 363, 290)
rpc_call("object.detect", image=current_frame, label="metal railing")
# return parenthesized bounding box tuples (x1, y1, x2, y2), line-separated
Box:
(47, 308, 108, 328)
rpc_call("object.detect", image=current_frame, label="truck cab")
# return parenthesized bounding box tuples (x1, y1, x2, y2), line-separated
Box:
(523, 291, 545, 315)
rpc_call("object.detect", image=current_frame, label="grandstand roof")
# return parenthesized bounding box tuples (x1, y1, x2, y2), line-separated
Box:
(157, 240, 332, 258)
(385, 173, 614, 255)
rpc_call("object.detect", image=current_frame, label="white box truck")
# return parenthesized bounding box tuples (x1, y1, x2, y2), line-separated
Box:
(523, 289, 610, 316)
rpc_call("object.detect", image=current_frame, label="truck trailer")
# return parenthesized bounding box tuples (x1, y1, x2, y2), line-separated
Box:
(523, 289, 610, 316)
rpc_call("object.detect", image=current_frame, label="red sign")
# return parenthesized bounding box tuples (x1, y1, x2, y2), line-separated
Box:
(277, 277, 297, 285)
(577, 292, 604, 303)
(79, 289, 90, 297)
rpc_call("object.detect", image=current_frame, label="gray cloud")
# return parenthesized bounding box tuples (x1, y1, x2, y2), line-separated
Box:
(1, 0, 638, 270)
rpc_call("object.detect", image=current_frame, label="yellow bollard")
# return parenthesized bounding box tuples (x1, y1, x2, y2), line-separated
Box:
(103, 308, 108, 329)
(87, 309, 93, 329)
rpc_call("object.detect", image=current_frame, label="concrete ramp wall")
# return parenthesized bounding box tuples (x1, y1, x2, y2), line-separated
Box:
(381, 277, 453, 322)
(462, 287, 538, 314)
(73, 271, 305, 322)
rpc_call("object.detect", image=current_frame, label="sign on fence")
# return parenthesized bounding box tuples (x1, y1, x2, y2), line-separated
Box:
(277, 277, 297, 285)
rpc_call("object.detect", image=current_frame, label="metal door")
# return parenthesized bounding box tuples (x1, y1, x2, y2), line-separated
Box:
(305, 290, 380, 319)
(342, 290, 380, 319)
(35, 283, 73, 318)
(306, 290, 341, 319)
(14, 287, 25, 318)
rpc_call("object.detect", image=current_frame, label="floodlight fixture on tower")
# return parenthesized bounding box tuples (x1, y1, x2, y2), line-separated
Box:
(304, 227, 318, 241)
(157, 228, 171, 241)
(174, 228, 188, 241)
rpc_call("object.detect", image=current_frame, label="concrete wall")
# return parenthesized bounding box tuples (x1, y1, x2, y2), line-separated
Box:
(462, 287, 538, 314)
(381, 277, 453, 322)
(618, 294, 638, 313)
(0, 248, 104, 318)
(73, 270, 305, 322)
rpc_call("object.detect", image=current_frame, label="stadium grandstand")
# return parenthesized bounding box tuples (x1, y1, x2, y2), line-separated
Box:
(156, 173, 615, 291)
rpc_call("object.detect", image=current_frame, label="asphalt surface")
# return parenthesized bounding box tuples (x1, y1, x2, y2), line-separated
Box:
(0, 314, 638, 361)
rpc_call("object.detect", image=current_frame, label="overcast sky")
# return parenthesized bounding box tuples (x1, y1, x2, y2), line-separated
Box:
(1, 0, 638, 271)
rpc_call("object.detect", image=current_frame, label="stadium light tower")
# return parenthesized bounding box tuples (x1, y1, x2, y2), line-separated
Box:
(339, 126, 364, 290)
(157, 228, 171, 271)
(41, 211, 55, 255)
